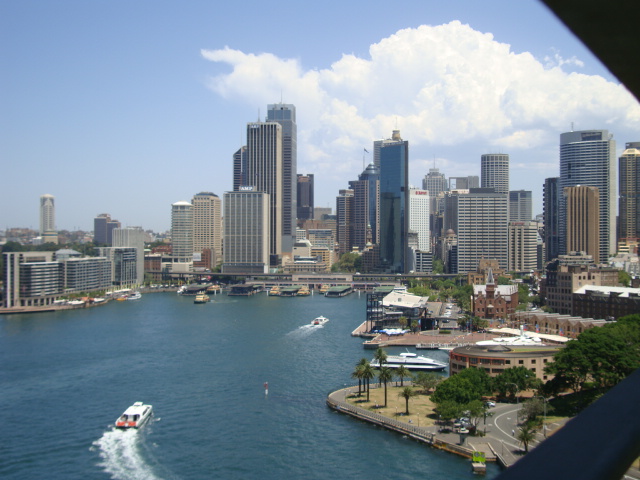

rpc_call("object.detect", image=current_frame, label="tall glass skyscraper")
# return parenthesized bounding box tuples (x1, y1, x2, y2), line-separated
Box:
(379, 130, 409, 273)
(267, 103, 297, 252)
(559, 130, 616, 261)
(618, 142, 640, 241)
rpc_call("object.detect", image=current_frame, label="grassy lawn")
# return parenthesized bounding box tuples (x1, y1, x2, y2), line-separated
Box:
(344, 383, 437, 427)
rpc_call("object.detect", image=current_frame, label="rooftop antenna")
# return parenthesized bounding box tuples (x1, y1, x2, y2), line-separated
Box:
(258, 108, 261, 122)
(571, 121, 574, 132)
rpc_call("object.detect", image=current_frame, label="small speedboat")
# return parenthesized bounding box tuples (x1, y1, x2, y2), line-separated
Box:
(126, 292, 142, 300)
(115, 402, 153, 429)
(311, 316, 329, 326)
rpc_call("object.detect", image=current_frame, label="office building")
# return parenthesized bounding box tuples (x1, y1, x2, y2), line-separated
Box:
(409, 187, 430, 252)
(192, 192, 222, 269)
(565, 185, 601, 264)
(379, 130, 409, 273)
(297, 174, 314, 222)
(444, 189, 509, 274)
(112, 227, 146, 284)
(222, 190, 270, 274)
(618, 142, 640, 242)
(246, 121, 283, 260)
(559, 130, 616, 261)
(544, 177, 561, 262)
(509, 190, 533, 222)
(422, 168, 448, 195)
(449, 176, 479, 190)
(233, 146, 247, 192)
(267, 103, 297, 252)
(94, 213, 121, 246)
(171, 201, 194, 269)
(336, 189, 354, 254)
(481, 154, 510, 195)
(358, 163, 380, 244)
(97, 247, 138, 287)
(39, 194, 58, 244)
(508, 221, 539, 271)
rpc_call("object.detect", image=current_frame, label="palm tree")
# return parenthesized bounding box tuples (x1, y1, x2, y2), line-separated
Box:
(516, 424, 537, 453)
(351, 362, 366, 396)
(398, 386, 417, 415)
(373, 347, 388, 386)
(361, 363, 376, 402)
(395, 365, 411, 387)
(378, 367, 393, 407)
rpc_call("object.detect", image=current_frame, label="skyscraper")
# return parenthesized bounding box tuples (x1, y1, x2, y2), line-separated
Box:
(246, 121, 283, 260)
(409, 187, 430, 252)
(449, 176, 479, 190)
(233, 146, 247, 192)
(618, 142, 640, 242)
(94, 213, 121, 246)
(359, 163, 380, 244)
(508, 221, 539, 271)
(422, 168, 448, 195)
(39, 194, 57, 243)
(509, 190, 533, 222)
(112, 227, 146, 285)
(559, 130, 616, 261)
(223, 190, 270, 274)
(267, 103, 297, 252)
(379, 130, 409, 273)
(192, 192, 222, 269)
(171, 201, 194, 268)
(336, 188, 354, 254)
(565, 185, 601, 263)
(543, 177, 561, 262)
(481, 154, 510, 195)
(444, 188, 509, 274)
(296, 174, 314, 222)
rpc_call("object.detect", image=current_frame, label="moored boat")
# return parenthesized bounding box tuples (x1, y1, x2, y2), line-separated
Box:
(370, 352, 447, 371)
(115, 402, 153, 429)
(268, 286, 281, 296)
(126, 292, 142, 300)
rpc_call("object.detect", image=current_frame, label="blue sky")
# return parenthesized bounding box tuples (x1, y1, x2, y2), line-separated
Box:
(2, 0, 639, 232)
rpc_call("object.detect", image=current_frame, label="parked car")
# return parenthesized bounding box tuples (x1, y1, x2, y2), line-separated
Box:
(486, 401, 496, 407)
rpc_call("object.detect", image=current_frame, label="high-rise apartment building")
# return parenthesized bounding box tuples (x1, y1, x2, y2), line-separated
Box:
(481, 154, 510, 195)
(565, 185, 601, 264)
(267, 103, 297, 252)
(246, 121, 283, 260)
(171, 201, 194, 268)
(223, 190, 271, 274)
(39, 194, 57, 243)
(112, 227, 146, 285)
(296, 174, 314, 222)
(559, 130, 616, 261)
(191, 192, 222, 269)
(508, 221, 539, 271)
(618, 142, 640, 242)
(379, 130, 409, 273)
(444, 188, 509, 274)
(543, 177, 561, 262)
(509, 190, 533, 222)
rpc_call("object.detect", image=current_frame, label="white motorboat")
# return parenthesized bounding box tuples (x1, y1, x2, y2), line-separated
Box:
(370, 352, 447, 371)
(311, 316, 329, 326)
(126, 292, 142, 300)
(115, 402, 153, 429)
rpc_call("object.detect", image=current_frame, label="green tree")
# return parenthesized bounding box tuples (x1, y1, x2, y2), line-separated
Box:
(361, 363, 376, 402)
(493, 367, 540, 401)
(398, 386, 417, 415)
(413, 371, 443, 393)
(432, 259, 444, 274)
(618, 269, 632, 287)
(516, 424, 538, 453)
(352, 358, 369, 396)
(435, 400, 465, 428)
(378, 367, 394, 407)
(395, 365, 411, 387)
(373, 347, 388, 386)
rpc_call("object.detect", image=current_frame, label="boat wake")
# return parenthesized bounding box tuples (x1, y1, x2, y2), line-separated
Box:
(286, 324, 323, 338)
(93, 425, 170, 480)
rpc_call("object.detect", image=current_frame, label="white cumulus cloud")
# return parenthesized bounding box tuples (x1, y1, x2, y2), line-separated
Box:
(202, 20, 640, 207)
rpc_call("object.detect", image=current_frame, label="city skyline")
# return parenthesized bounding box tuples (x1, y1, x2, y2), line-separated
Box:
(3, 1, 640, 232)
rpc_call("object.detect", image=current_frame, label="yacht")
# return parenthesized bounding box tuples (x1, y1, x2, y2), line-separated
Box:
(370, 352, 447, 371)
(311, 315, 329, 326)
(115, 402, 153, 429)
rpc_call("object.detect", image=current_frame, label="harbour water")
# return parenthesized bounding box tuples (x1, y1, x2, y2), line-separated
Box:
(0, 292, 500, 479)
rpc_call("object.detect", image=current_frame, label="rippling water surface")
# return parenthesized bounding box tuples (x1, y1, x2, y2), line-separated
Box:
(0, 292, 499, 479)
